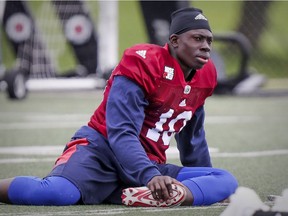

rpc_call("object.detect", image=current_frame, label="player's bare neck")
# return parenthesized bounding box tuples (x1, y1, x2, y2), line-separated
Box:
(185, 69, 196, 82)
(168, 44, 195, 82)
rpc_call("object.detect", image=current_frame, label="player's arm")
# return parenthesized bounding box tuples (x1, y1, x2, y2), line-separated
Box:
(175, 105, 212, 167)
(106, 75, 162, 186)
(106, 76, 178, 201)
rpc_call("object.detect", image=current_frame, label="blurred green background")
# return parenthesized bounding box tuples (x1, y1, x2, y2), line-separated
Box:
(1, 1, 288, 78)
(1, 2, 288, 215)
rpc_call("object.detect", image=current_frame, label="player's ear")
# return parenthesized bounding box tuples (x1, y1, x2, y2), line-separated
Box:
(169, 34, 179, 48)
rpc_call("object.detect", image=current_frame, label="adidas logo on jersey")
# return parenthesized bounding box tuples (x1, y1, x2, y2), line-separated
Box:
(163, 66, 174, 80)
(195, 14, 208, 21)
(136, 50, 147, 59)
(179, 99, 186, 107)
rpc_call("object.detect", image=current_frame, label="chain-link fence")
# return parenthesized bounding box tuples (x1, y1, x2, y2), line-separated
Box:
(1, 1, 287, 81)
(194, 1, 288, 79)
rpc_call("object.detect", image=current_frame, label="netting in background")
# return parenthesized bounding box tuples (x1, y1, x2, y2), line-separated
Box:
(32, 1, 70, 77)
(198, 1, 288, 79)
(1, 1, 287, 83)
(246, 1, 288, 78)
(2, 0, 100, 79)
(3, 1, 56, 78)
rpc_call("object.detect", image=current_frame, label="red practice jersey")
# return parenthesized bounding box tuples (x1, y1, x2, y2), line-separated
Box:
(89, 43, 217, 163)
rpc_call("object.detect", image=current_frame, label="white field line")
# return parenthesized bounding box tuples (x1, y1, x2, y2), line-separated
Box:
(0, 205, 226, 216)
(167, 147, 288, 158)
(0, 113, 90, 120)
(0, 113, 89, 129)
(0, 115, 261, 130)
(0, 146, 64, 155)
(0, 121, 87, 130)
(0, 146, 288, 164)
(211, 149, 288, 158)
(0, 157, 56, 164)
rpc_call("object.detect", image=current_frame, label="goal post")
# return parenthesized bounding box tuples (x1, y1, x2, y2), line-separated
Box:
(97, 1, 118, 77)
(1, 0, 120, 97)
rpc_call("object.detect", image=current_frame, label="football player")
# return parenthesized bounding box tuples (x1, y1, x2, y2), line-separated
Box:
(0, 7, 238, 207)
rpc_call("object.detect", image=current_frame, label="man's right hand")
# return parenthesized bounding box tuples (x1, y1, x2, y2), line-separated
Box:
(147, 175, 182, 202)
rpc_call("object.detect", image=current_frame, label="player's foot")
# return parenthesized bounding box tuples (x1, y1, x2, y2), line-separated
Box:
(121, 183, 186, 207)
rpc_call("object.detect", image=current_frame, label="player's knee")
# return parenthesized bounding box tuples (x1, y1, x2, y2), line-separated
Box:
(216, 168, 238, 194)
(40, 176, 81, 205)
(8, 176, 81, 205)
(44, 189, 80, 205)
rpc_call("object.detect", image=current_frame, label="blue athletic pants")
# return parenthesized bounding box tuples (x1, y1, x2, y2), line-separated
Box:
(8, 167, 237, 206)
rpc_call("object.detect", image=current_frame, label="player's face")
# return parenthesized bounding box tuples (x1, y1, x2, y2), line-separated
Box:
(173, 29, 213, 70)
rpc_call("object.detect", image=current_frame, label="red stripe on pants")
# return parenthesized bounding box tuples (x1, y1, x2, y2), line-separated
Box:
(54, 138, 89, 168)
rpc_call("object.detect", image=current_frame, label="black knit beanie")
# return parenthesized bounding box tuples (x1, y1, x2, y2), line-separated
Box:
(169, 7, 211, 36)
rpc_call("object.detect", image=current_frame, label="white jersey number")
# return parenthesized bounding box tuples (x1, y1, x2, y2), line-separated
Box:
(146, 109, 192, 145)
